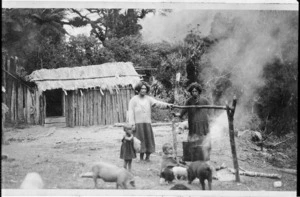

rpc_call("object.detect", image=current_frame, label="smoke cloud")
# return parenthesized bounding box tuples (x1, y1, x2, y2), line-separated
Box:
(139, 9, 298, 130)
(140, 10, 216, 44)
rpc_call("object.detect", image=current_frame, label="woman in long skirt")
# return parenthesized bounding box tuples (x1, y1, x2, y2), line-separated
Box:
(128, 81, 172, 162)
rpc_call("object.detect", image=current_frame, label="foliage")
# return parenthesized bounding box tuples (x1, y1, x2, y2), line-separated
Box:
(69, 9, 154, 45)
(67, 35, 115, 66)
(2, 9, 70, 74)
(183, 33, 215, 86)
(2, 9, 68, 57)
(256, 58, 298, 136)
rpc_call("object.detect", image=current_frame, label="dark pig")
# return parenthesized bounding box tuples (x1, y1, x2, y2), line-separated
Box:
(187, 161, 212, 190)
(160, 166, 175, 184)
(170, 183, 191, 190)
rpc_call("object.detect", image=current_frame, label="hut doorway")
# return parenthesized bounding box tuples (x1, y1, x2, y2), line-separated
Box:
(44, 89, 64, 117)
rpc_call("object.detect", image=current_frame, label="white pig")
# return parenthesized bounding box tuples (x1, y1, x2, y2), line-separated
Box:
(172, 166, 188, 180)
(81, 162, 135, 189)
(20, 172, 44, 189)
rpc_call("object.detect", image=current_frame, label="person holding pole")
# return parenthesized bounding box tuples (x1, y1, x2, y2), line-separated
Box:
(175, 82, 212, 160)
(128, 81, 173, 162)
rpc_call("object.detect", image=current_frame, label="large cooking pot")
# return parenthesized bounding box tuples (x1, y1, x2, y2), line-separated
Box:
(182, 140, 210, 161)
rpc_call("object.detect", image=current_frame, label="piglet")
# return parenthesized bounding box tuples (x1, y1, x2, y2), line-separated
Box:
(187, 161, 212, 190)
(160, 166, 175, 184)
(172, 166, 188, 180)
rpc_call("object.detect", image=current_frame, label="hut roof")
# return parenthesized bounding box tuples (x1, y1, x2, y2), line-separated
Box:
(27, 62, 141, 92)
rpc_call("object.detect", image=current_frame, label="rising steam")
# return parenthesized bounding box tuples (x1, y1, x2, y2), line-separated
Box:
(139, 9, 298, 130)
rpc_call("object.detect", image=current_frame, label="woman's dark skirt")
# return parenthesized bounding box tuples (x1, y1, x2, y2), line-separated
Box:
(134, 123, 155, 153)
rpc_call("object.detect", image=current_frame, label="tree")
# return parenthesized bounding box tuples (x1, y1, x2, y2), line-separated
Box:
(67, 34, 115, 66)
(2, 9, 70, 74)
(69, 9, 154, 45)
(2, 9, 68, 57)
(183, 33, 215, 87)
(256, 58, 298, 136)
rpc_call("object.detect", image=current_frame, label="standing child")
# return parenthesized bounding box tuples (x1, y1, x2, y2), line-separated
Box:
(120, 125, 136, 172)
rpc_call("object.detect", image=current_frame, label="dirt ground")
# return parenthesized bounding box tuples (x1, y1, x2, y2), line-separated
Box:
(1, 123, 297, 192)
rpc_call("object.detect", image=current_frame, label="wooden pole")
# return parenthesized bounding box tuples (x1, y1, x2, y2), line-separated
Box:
(2, 55, 7, 91)
(77, 91, 80, 126)
(35, 91, 40, 125)
(24, 87, 27, 123)
(87, 90, 90, 126)
(26, 89, 31, 124)
(174, 73, 180, 104)
(171, 115, 178, 163)
(91, 89, 95, 125)
(75, 91, 78, 126)
(226, 97, 240, 182)
(111, 90, 115, 124)
(42, 94, 46, 125)
(99, 89, 102, 125)
(70, 91, 74, 127)
(10, 81, 16, 123)
(93, 89, 97, 125)
(173, 105, 227, 110)
(121, 89, 125, 122)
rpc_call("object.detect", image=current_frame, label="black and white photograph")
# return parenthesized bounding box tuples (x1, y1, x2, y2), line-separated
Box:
(1, 1, 298, 196)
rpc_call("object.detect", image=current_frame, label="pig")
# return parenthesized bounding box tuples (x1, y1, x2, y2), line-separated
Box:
(88, 162, 135, 189)
(172, 166, 188, 180)
(160, 166, 175, 184)
(187, 161, 212, 190)
(170, 183, 191, 190)
(20, 172, 44, 189)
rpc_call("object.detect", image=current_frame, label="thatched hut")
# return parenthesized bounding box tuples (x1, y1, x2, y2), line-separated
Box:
(27, 62, 141, 127)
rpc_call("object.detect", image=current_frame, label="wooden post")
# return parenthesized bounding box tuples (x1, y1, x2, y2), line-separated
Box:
(98, 89, 101, 125)
(6, 59, 12, 122)
(35, 91, 40, 125)
(79, 90, 82, 126)
(122, 88, 127, 122)
(74, 91, 77, 126)
(2, 55, 6, 91)
(76, 91, 79, 126)
(42, 94, 46, 125)
(24, 87, 27, 123)
(87, 90, 91, 126)
(174, 73, 180, 104)
(81, 90, 84, 126)
(90, 89, 94, 126)
(26, 89, 32, 124)
(11, 82, 17, 123)
(110, 91, 114, 124)
(93, 89, 97, 125)
(171, 115, 178, 162)
(72, 91, 76, 127)
(226, 97, 240, 182)
(17, 83, 24, 123)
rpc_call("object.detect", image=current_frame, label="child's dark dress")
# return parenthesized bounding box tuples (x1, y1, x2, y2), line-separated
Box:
(120, 135, 136, 160)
